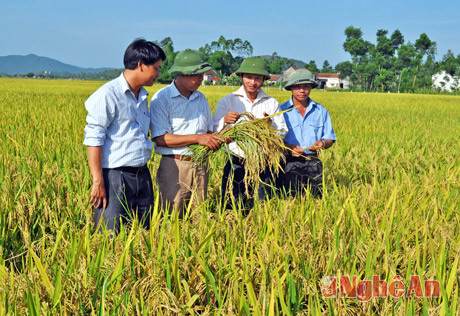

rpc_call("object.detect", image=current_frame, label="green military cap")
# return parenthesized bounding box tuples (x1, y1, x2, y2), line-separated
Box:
(235, 57, 270, 80)
(284, 69, 318, 90)
(169, 49, 212, 75)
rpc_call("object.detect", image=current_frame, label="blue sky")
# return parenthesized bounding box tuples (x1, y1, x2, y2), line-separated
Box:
(1, 0, 459, 69)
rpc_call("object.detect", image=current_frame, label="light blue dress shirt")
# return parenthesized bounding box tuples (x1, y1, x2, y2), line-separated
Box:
(150, 82, 213, 155)
(280, 97, 337, 154)
(83, 73, 153, 168)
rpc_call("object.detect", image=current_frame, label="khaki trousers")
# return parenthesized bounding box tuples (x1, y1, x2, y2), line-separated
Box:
(156, 156, 209, 217)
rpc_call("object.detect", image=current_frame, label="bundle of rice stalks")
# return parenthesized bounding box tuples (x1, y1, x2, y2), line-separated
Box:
(189, 112, 287, 192)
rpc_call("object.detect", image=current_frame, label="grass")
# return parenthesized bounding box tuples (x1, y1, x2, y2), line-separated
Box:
(0, 78, 459, 315)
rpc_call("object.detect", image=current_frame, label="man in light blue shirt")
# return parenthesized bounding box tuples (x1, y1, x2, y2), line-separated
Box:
(150, 49, 224, 216)
(84, 39, 165, 233)
(277, 69, 337, 197)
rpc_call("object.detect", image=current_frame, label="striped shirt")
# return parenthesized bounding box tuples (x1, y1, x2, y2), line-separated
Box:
(83, 73, 152, 168)
(150, 82, 213, 155)
(212, 86, 288, 158)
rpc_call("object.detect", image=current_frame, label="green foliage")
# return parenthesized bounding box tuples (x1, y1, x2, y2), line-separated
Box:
(321, 60, 334, 73)
(263, 52, 297, 75)
(341, 26, 444, 92)
(306, 60, 319, 73)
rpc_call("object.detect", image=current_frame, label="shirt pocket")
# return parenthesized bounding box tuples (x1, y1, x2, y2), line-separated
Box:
(118, 105, 135, 123)
(286, 122, 302, 144)
(308, 122, 323, 137)
(137, 111, 150, 135)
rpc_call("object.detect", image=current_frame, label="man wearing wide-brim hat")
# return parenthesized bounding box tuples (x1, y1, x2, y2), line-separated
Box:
(150, 49, 225, 216)
(213, 57, 288, 209)
(277, 69, 337, 197)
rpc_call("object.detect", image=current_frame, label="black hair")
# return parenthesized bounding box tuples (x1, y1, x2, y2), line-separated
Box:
(123, 38, 166, 70)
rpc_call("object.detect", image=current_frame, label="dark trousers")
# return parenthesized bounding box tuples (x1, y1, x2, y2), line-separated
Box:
(94, 166, 154, 233)
(276, 157, 323, 198)
(221, 157, 275, 209)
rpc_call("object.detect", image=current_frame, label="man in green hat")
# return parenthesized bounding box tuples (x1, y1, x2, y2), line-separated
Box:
(212, 57, 287, 208)
(277, 69, 337, 197)
(150, 49, 225, 216)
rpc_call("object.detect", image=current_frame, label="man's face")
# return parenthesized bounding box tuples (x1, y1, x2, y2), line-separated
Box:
(291, 83, 312, 104)
(143, 59, 162, 86)
(178, 74, 204, 92)
(242, 73, 264, 95)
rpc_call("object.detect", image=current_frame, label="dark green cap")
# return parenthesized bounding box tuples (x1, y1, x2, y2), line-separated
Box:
(169, 49, 212, 75)
(284, 69, 318, 90)
(235, 57, 270, 79)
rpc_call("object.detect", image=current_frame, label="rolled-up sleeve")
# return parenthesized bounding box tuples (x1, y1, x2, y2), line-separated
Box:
(271, 100, 288, 137)
(212, 97, 229, 132)
(150, 92, 171, 139)
(83, 92, 115, 147)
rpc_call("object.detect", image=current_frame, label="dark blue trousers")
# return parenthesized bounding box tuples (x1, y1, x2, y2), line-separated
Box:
(276, 157, 323, 198)
(221, 157, 275, 210)
(94, 166, 154, 233)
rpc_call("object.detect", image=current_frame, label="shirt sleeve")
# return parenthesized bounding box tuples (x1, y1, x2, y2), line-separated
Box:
(212, 96, 229, 132)
(270, 99, 288, 137)
(204, 98, 213, 132)
(322, 109, 337, 141)
(150, 91, 171, 139)
(83, 91, 115, 147)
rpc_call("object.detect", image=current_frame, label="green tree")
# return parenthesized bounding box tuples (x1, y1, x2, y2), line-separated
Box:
(154, 37, 177, 83)
(306, 60, 319, 73)
(321, 60, 334, 73)
(200, 36, 253, 76)
(440, 49, 458, 76)
(335, 61, 353, 79)
(391, 29, 404, 51)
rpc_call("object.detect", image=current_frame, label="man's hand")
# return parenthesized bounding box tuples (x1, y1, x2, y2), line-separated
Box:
(287, 144, 305, 157)
(263, 112, 272, 124)
(90, 179, 107, 209)
(224, 111, 241, 124)
(87, 146, 107, 209)
(198, 133, 226, 150)
(307, 140, 326, 152)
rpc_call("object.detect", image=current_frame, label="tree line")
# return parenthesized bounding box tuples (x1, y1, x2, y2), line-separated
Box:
(153, 31, 460, 92)
(335, 26, 460, 92)
(7, 30, 459, 92)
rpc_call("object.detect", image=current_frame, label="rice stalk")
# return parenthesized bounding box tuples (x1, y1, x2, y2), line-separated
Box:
(189, 112, 287, 193)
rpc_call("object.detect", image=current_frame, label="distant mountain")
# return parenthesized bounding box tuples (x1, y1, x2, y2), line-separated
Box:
(258, 55, 306, 69)
(0, 54, 113, 75)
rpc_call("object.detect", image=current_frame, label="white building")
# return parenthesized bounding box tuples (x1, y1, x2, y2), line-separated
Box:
(432, 71, 459, 92)
(315, 73, 349, 89)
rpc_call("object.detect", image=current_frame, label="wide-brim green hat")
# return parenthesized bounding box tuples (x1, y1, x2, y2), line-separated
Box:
(284, 69, 318, 90)
(235, 57, 270, 80)
(169, 49, 212, 75)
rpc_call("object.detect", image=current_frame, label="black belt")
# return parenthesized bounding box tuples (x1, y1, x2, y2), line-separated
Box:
(111, 164, 148, 174)
(231, 155, 245, 165)
(287, 153, 318, 161)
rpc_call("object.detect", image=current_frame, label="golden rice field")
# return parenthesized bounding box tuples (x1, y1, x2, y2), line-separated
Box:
(0, 78, 459, 315)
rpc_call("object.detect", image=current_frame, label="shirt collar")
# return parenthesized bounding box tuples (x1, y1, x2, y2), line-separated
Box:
(170, 80, 200, 100)
(287, 97, 316, 109)
(234, 85, 269, 102)
(118, 72, 149, 99)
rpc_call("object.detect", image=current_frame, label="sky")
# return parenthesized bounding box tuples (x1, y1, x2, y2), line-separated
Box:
(1, 0, 459, 69)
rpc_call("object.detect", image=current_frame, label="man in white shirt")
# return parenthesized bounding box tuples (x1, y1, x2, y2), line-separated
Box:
(150, 49, 224, 216)
(213, 57, 287, 209)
